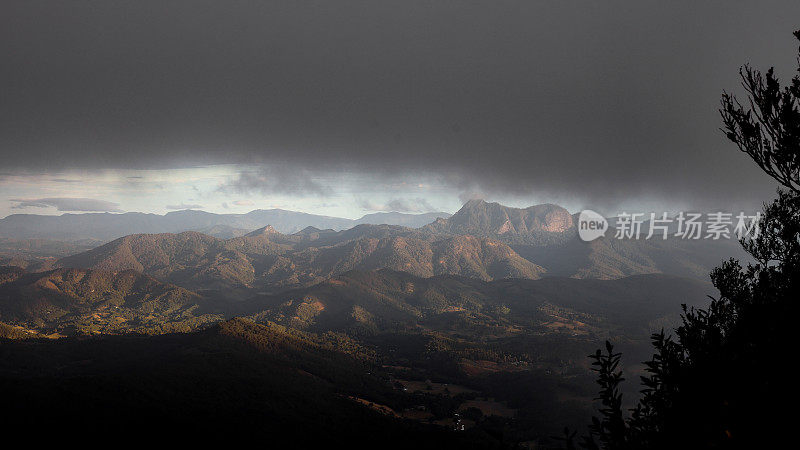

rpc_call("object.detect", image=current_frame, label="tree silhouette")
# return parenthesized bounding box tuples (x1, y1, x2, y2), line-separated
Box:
(721, 31, 800, 195)
(580, 29, 800, 449)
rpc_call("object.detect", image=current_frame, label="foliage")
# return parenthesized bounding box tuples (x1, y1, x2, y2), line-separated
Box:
(720, 30, 800, 194)
(581, 29, 800, 449)
(583, 342, 627, 449)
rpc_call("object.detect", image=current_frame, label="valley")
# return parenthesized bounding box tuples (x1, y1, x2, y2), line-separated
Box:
(0, 200, 726, 447)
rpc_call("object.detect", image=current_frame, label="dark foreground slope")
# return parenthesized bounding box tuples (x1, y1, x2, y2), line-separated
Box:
(0, 318, 505, 448)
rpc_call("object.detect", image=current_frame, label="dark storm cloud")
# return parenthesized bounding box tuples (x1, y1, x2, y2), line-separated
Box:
(10, 198, 123, 212)
(2, 1, 799, 208)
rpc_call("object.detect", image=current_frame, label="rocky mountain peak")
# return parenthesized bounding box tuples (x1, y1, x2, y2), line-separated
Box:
(245, 225, 279, 237)
(426, 200, 574, 236)
(296, 226, 323, 234)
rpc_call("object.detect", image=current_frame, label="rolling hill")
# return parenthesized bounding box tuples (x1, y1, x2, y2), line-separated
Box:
(242, 269, 712, 337)
(54, 226, 546, 290)
(0, 266, 219, 334)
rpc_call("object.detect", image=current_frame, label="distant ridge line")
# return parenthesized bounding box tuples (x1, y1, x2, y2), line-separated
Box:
(0, 208, 452, 241)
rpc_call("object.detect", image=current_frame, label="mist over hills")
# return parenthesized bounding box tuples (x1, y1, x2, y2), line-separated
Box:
(0, 208, 452, 242)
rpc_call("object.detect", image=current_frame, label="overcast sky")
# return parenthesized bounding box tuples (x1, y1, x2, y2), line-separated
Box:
(2, 1, 799, 218)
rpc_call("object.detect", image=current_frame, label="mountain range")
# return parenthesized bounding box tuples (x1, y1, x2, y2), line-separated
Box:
(0, 208, 451, 242)
(0, 200, 748, 289)
(0, 199, 742, 446)
(0, 198, 739, 341)
(54, 227, 546, 291)
(0, 199, 736, 339)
